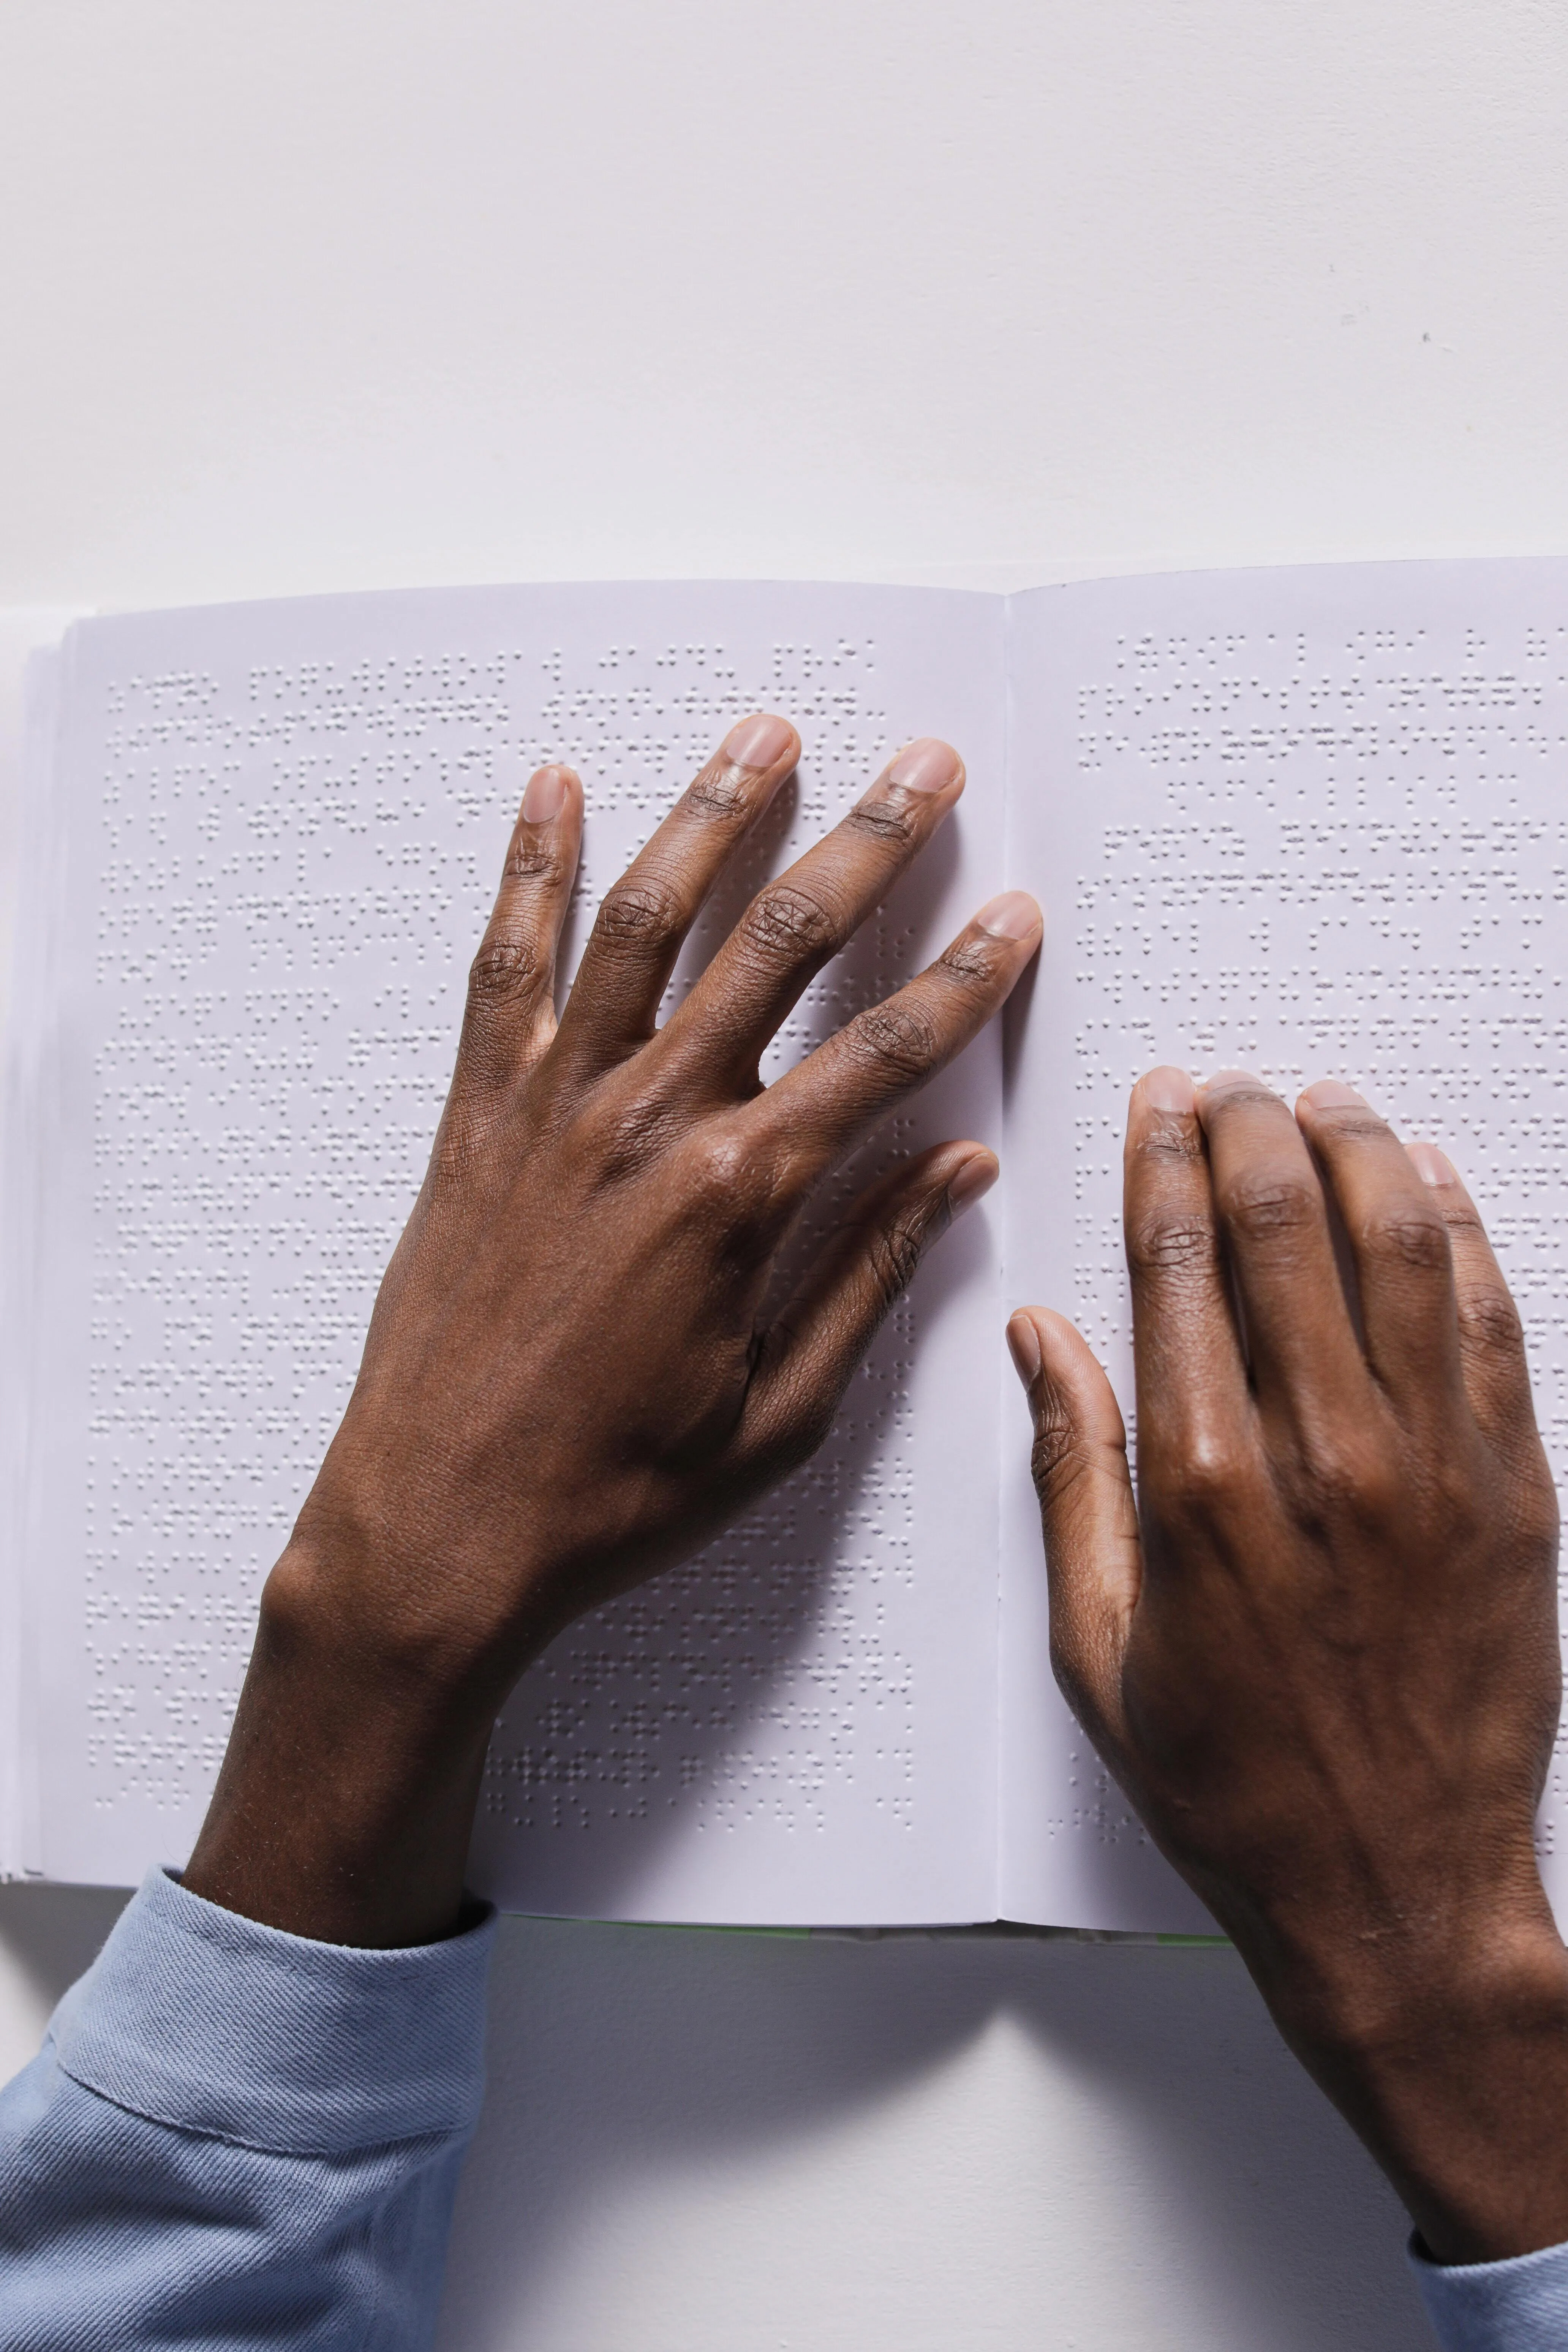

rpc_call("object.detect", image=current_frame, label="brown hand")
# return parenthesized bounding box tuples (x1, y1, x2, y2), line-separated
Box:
(187, 716, 1040, 1946)
(1009, 1067, 1568, 2265)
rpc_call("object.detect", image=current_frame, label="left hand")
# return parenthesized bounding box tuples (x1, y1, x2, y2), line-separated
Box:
(1009, 1067, 1568, 2264)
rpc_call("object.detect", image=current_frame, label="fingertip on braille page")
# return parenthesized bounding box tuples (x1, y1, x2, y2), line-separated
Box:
(1140, 1065, 1194, 1116)
(721, 712, 797, 770)
(1408, 1141, 1461, 1189)
(947, 1152, 999, 1217)
(1005, 1311, 1043, 1388)
(1299, 1079, 1367, 1111)
(887, 738, 963, 795)
(1200, 1067, 1263, 1100)
(975, 890, 1042, 943)
(520, 764, 573, 825)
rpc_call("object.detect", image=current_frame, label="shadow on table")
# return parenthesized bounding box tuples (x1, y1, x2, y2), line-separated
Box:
(438, 1916, 1431, 2352)
(0, 1879, 1429, 2351)
(0, 1881, 129, 2079)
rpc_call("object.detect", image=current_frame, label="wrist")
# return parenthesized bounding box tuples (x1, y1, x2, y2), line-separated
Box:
(183, 1537, 506, 1947)
(284, 1444, 564, 1698)
(1247, 1894, 1568, 2263)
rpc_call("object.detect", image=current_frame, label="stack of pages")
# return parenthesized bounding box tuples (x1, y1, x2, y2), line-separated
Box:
(3, 564, 1564, 1931)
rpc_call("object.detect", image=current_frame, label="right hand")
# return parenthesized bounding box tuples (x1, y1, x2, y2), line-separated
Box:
(1008, 1067, 1568, 2264)
(300, 715, 1038, 1672)
(187, 713, 1039, 1944)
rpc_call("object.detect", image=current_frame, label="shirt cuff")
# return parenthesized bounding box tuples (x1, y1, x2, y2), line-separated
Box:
(48, 1866, 496, 2156)
(1410, 2230, 1568, 2349)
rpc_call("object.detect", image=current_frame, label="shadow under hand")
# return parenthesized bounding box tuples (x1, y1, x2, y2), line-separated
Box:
(438, 1923, 1429, 2352)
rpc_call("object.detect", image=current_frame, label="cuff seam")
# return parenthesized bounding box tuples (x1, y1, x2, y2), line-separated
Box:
(51, 2037, 466, 2162)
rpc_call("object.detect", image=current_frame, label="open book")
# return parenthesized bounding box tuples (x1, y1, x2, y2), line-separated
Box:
(3, 565, 1565, 1933)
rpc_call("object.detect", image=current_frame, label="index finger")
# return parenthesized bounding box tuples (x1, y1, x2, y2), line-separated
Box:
(1121, 1066, 1250, 1475)
(746, 890, 1039, 1175)
(1405, 1139, 1545, 1457)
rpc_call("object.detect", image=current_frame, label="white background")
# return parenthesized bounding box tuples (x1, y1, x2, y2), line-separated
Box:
(3, 4, 1566, 2344)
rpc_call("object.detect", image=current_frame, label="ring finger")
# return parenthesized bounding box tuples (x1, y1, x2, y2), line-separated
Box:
(1199, 1069, 1371, 1427)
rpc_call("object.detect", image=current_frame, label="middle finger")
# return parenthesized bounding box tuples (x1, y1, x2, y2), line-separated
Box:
(1199, 1069, 1372, 1425)
(659, 737, 966, 1087)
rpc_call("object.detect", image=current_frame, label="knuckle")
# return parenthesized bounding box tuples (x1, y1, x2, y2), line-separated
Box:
(1124, 1208, 1219, 1282)
(846, 997, 941, 1084)
(683, 762, 755, 822)
(1129, 1121, 1207, 1176)
(742, 884, 839, 963)
(1358, 1205, 1450, 1278)
(596, 879, 685, 951)
(865, 1213, 927, 1311)
(1288, 1428, 1398, 1528)
(933, 936, 998, 990)
(1319, 1108, 1392, 1148)
(846, 795, 920, 849)
(1220, 1174, 1320, 1249)
(467, 937, 541, 1005)
(1458, 1279, 1527, 1359)
(506, 834, 566, 884)
(683, 1124, 782, 1230)
(589, 1089, 680, 1183)
(1156, 1426, 1248, 1521)
(1030, 1404, 1081, 1498)
(1442, 1201, 1489, 1247)
(1204, 1081, 1280, 1121)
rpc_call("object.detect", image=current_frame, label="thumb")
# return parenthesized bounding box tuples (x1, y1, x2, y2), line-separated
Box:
(1006, 1307, 1141, 1750)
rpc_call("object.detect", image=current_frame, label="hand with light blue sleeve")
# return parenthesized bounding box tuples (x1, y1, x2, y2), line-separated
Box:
(0, 716, 1037, 2347)
(1011, 1067, 1568, 2350)
(5, 722, 1562, 2350)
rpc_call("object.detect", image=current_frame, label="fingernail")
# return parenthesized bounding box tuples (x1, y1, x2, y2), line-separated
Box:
(521, 763, 571, 824)
(887, 737, 963, 794)
(947, 1154, 999, 1217)
(1408, 1141, 1459, 1189)
(721, 712, 796, 769)
(1141, 1065, 1195, 1115)
(975, 890, 1043, 942)
(1201, 1067, 1263, 1098)
(1006, 1311, 1042, 1387)
(1301, 1079, 1367, 1110)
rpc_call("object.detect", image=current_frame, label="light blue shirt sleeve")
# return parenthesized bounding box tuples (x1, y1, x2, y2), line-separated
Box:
(1413, 2233, 1568, 2348)
(0, 1864, 495, 2350)
(2, 1865, 1563, 2351)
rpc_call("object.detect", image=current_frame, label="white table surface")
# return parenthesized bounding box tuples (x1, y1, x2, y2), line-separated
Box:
(5, 3, 1565, 2343)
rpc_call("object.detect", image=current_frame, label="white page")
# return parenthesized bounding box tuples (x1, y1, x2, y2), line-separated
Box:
(15, 582, 1007, 1924)
(1001, 561, 1568, 1933)
(0, 611, 82, 1878)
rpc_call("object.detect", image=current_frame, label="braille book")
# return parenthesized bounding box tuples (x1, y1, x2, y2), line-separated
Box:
(2, 566, 1564, 1930)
